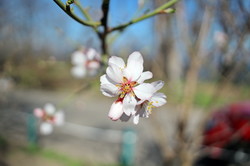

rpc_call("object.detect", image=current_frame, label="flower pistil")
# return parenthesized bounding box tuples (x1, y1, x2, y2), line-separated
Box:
(117, 77, 137, 98)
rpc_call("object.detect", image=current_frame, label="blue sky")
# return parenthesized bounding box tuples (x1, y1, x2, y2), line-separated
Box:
(2, 0, 249, 60)
(46, 0, 156, 57)
(0, 0, 179, 58)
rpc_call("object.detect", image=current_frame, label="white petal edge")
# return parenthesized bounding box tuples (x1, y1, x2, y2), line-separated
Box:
(123, 51, 143, 81)
(100, 74, 116, 85)
(137, 71, 153, 83)
(106, 65, 123, 83)
(133, 83, 155, 101)
(108, 56, 125, 69)
(150, 93, 167, 107)
(100, 84, 119, 97)
(151, 80, 165, 92)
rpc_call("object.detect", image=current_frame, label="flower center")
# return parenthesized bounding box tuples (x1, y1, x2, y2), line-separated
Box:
(122, 83, 133, 93)
(117, 77, 137, 98)
(42, 113, 54, 122)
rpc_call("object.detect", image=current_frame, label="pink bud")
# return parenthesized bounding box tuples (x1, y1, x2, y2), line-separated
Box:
(87, 61, 100, 70)
(108, 101, 123, 121)
(34, 108, 43, 118)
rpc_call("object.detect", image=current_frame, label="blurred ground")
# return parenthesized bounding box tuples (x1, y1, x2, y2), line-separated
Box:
(0, 88, 204, 166)
(6, 147, 64, 166)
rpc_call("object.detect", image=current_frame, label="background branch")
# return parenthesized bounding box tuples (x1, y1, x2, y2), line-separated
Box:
(53, 0, 100, 28)
(109, 0, 179, 32)
(74, 0, 92, 22)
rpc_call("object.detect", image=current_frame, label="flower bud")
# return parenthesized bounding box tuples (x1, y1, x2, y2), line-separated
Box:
(108, 101, 123, 121)
(34, 108, 43, 118)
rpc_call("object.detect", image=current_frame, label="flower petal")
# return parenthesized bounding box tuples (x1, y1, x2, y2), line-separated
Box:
(87, 61, 100, 70)
(44, 103, 56, 115)
(108, 56, 125, 69)
(40, 122, 53, 135)
(137, 71, 153, 83)
(86, 48, 96, 60)
(123, 52, 143, 81)
(150, 93, 167, 107)
(123, 94, 137, 116)
(151, 80, 165, 92)
(71, 51, 86, 65)
(71, 66, 87, 78)
(133, 105, 147, 124)
(133, 83, 155, 101)
(100, 84, 119, 97)
(100, 74, 116, 85)
(34, 108, 43, 118)
(108, 101, 124, 121)
(106, 65, 123, 83)
(54, 111, 64, 126)
(133, 114, 140, 124)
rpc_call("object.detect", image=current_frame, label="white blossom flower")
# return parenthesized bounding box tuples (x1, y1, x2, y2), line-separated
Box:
(100, 52, 156, 121)
(71, 48, 101, 78)
(133, 81, 167, 124)
(138, 0, 145, 8)
(40, 122, 53, 135)
(214, 31, 227, 48)
(34, 103, 64, 135)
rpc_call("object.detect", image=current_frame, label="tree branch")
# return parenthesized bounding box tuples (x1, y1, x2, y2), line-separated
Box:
(53, 0, 101, 28)
(109, 0, 179, 32)
(99, 0, 110, 56)
(74, 0, 92, 22)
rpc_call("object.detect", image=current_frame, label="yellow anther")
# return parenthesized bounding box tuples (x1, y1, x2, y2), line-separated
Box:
(117, 77, 138, 99)
(123, 77, 128, 83)
(116, 84, 122, 88)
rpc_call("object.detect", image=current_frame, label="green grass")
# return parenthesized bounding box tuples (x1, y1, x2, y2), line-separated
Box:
(22, 144, 120, 166)
(166, 81, 250, 109)
(0, 135, 8, 151)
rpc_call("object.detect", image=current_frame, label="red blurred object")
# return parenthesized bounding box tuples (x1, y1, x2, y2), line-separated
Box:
(203, 101, 250, 148)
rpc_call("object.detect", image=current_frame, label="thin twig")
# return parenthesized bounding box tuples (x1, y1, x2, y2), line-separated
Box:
(53, 0, 100, 28)
(74, 0, 92, 21)
(109, 0, 179, 32)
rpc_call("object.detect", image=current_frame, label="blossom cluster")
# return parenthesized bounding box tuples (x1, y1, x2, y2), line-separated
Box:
(71, 48, 101, 78)
(100, 52, 166, 124)
(34, 103, 64, 135)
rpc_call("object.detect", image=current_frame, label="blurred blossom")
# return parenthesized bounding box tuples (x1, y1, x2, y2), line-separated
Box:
(214, 31, 228, 48)
(71, 48, 101, 78)
(34, 103, 64, 135)
(138, 0, 145, 8)
(100, 52, 166, 124)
